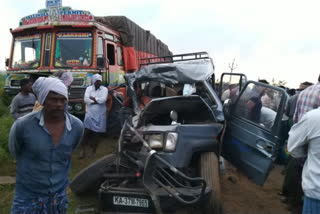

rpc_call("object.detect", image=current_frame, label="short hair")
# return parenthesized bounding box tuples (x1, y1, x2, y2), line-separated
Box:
(20, 78, 30, 87)
(301, 81, 313, 87)
(287, 88, 296, 96)
(318, 74, 320, 82)
(258, 79, 269, 84)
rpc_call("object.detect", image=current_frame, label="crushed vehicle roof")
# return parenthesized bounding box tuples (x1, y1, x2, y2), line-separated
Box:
(125, 59, 214, 87)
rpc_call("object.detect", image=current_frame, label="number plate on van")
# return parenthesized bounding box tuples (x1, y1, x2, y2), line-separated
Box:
(113, 196, 149, 208)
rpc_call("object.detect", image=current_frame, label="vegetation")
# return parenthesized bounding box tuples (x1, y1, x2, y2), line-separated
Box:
(0, 73, 14, 162)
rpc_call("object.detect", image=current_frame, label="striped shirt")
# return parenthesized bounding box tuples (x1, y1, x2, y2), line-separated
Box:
(10, 93, 36, 120)
(293, 82, 320, 123)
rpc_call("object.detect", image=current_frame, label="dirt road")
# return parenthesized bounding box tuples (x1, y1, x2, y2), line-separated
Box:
(221, 162, 291, 214)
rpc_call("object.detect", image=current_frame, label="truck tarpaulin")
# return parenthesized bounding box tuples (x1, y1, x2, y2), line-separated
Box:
(96, 16, 172, 71)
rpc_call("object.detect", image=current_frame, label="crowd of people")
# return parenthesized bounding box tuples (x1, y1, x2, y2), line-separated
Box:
(6, 72, 320, 214)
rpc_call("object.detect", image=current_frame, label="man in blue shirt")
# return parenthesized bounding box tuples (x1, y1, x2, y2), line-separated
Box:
(9, 77, 84, 214)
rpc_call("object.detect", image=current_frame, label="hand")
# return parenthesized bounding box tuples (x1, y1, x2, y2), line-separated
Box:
(90, 96, 97, 103)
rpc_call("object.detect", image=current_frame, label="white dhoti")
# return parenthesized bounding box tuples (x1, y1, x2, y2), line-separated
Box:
(84, 106, 107, 133)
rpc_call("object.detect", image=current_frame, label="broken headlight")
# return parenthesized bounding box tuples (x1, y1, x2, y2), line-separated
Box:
(164, 132, 178, 152)
(148, 134, 164, 149)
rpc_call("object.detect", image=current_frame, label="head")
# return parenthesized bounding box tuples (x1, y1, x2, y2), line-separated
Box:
(32, 77, 68, 118)
(299, 81, 313, 91)
(92, 74, 103, 90)
(287, 88, 296, 96)
(20, 78, 32, 93)
(43, 91, 68, 118)
(258, 79, 269, 85)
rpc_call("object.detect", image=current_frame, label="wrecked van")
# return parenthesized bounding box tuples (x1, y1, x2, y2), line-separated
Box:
(70, 52, 288, 214)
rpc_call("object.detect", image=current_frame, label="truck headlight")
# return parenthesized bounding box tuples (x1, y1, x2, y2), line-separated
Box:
(68, 104, 73, 111)
(74, 103, 83, 111)
(164, 132, 178, 152)
(148, 134, 163, 149)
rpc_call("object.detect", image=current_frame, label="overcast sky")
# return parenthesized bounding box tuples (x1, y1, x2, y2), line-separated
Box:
(1, 0, 320, 88)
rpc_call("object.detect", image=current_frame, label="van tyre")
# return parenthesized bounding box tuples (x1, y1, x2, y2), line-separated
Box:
(200, 152, 223, 214)
(70, 154, 116, 195)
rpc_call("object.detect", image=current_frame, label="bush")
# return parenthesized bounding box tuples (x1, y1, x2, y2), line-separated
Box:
(0, 116, 14, 157)
(0, 146, 10, 162)
(0, 73, 14, 161)
(0, 91, 13, 107)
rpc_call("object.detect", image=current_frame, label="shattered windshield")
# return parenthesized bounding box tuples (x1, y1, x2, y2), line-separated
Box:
(55, 32, 92, 67)
(12, 34, 41, 69)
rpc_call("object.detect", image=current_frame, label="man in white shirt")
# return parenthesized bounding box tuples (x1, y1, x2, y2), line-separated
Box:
(79, 74, 108, 158)
(288, 107, 320, 214)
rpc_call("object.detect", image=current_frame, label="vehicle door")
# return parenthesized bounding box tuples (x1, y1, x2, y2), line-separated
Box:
(221, 80, 288, 185)
(219, 73, 247, 102)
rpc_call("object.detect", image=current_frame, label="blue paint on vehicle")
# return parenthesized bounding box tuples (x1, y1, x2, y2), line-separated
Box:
(232, 139, 248, 152)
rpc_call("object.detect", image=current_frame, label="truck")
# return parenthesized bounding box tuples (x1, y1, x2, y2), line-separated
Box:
(4, 0, 172, 127)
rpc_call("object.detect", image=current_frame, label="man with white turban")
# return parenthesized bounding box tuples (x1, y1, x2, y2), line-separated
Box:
(32, 72, 74, 112)
(9, 77, 84, 214)
(79, 74, 108, 158)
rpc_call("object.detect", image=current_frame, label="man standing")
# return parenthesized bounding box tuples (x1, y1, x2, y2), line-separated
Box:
(288, 107, 320, 214)
(79, 74, 108, 158)
(10, 78, 36, 120)
(285, 82, 313, 125)
(9, 77, 84, 214)
(294, 75, 320, 123)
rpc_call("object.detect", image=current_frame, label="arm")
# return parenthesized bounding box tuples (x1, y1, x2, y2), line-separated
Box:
(95, 87, 108, 104)
(10, 97, 19, 120)
(285, 98, 292, 117)
(287, 114, 309, 158)
(246, 99, 256, 115)
(8, 121, 22, 159)
(72, 120, 84, 151)
(84, 87, 94, 104)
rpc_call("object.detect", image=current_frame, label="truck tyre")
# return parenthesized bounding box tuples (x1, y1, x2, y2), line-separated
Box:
(70, 154, 116, 195)
(200, 152, 223, 214)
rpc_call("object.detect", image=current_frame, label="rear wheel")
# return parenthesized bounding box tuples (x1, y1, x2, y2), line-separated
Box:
(70, 154, 116, 195)
(200, 152, 223, 214)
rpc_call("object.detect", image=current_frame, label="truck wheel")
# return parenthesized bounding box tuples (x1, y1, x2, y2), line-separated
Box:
(70, 154, 116, 195)
(200, 152, 223, 214)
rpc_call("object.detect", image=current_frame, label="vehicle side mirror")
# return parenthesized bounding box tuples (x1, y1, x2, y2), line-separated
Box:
(223, 99, 232, 119)
(5, 58, 9, 67)
(97, 57, 104, 68)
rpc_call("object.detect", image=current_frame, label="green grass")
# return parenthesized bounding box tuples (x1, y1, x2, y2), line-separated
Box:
(0, 73, 14, 162)
(0, 137, 118, 213)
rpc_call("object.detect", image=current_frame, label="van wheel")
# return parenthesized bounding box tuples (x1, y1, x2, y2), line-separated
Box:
(70, 154, 116, 195)
(200, 152, 223, 214)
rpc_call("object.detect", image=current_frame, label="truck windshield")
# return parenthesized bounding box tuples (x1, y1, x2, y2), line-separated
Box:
(55, 32, 92, 67)
(12, 34, 41, 69)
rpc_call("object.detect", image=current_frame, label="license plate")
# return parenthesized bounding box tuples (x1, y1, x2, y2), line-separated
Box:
(113, 196, 149, 208)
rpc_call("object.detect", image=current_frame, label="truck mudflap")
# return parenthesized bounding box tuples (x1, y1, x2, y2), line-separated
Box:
(98, 183, 211, 213)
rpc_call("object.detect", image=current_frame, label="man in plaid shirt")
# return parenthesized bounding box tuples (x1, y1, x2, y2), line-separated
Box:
(293, 75, 320, 123)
